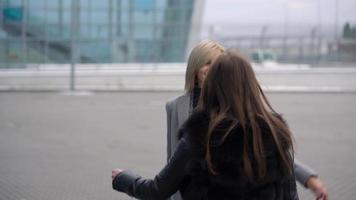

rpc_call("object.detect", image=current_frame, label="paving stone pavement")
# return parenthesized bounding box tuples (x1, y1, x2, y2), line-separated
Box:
(0, 91, 355, 200)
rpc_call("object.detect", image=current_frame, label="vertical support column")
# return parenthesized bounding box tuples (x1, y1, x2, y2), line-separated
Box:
(58, 0, 63, 37)
(0, 1, 3, 66)
(70, 0, 79, 90)
(127, 0, 134, 62)
(0, 1, 3, 28)
(283, 2, 289, 59)
(44, 0, 48, 63)
(186, 0, 206, 60)
(259, 26, 267, 51)
(334, 0, 339, 61)
(316, 0, 322, 63)
(112, 0, 122, 62)
(116, 0, 121, 36)
(298, 37, 304, 64)
(3, 0, 10, 66)
(152, 0, 157, 62)
(21, 0, 28, 65)
(108, 0, 113, 62)
(311, 27, 317, 64)
(88, 0, 92, 39)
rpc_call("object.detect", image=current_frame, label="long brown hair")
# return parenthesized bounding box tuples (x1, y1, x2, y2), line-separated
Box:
(197, 50, 294, 181)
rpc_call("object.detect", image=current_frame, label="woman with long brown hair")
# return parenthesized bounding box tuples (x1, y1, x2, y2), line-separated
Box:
(112, 50, 298, 199)
(164, 41, 326, 200)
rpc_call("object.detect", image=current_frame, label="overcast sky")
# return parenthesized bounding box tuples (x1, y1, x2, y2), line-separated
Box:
(203, 0, 356, 27)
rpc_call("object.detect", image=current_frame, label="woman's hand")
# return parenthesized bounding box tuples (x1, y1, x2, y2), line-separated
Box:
(306, 176, 328, 200)
(112, 168, 123, 180)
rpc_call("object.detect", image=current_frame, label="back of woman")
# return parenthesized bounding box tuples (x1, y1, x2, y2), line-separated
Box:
(179, 50, 298, 200)
(111, 50, 298, 200)
(179, 111, 296, 200)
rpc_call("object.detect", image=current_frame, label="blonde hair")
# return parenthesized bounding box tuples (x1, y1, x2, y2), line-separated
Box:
(184, 40, 225, 91)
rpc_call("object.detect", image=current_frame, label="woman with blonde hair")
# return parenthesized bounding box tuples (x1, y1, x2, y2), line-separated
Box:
(166, 40, 225, 162)
(111, 50, 298, 199)
(165, 40, 225, 200)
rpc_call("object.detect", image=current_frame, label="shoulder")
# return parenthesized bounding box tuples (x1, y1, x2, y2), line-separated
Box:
(272, 112, 288, 126)
(255, 113, 288, 132)
(186, 110, 209, 126)
(167, 92, 190, 104)
(178, 110, 210, 140)
(166, 92, 190, 109)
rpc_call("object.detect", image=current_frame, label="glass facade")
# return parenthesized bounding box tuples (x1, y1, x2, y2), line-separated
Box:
(0, 0, 194, 67)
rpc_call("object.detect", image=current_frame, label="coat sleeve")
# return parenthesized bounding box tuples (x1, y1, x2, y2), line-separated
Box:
(294, 158, 318, 187)
(112, 138, 190, 200)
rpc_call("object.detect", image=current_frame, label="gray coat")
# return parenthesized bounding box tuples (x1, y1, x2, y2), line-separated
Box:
(166, 92, 317, 190)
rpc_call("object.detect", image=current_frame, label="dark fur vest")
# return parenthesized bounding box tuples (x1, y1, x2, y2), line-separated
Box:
(178, 110, 298, 200)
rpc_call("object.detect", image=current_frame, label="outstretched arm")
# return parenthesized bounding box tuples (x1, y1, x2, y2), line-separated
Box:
(112, 138, 190, 200)
(294, 159, 328, 200)
(294, 159, 317, 186)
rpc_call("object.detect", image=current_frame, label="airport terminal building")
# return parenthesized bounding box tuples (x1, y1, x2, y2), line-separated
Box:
(0, 0, 204, 66)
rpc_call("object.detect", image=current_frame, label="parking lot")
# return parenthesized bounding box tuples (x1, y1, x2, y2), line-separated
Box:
(1, 91, 355, 200)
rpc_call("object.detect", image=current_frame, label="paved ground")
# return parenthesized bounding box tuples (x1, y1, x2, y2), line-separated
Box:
(0, 91, 355, 200)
